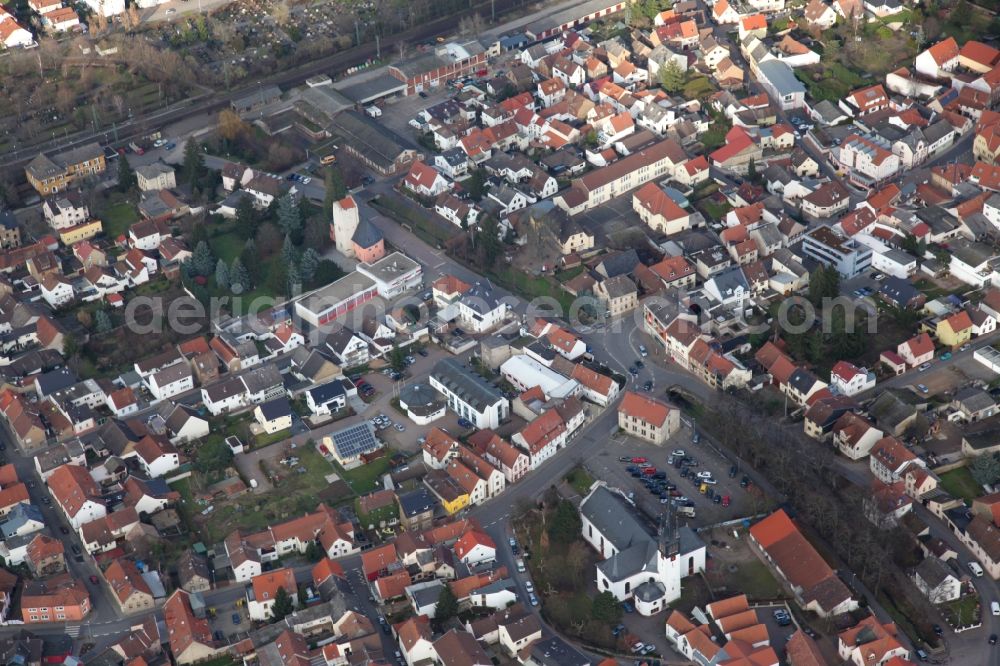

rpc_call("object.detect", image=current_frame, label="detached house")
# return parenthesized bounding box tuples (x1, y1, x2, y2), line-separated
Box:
(617, 391, 680, 445)
(403, 161, 450, 198)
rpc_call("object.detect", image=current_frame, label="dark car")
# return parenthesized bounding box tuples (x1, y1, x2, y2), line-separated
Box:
(71, 544, 81, 555)
(361, 175, 375, 186)
(653, 471, 667, 480)
(740, 475, 751, 488)
(89, 575, 99, 584)
(643, 381, 653, 391)
(729, 464, 738, 478)
(457, 418, 473, 429)
(417, 348, 429, 357)
(991, 634, 998, 645)
(232, 613, 242, 625)
(60, 526, 69, 534)
(418, 91, 428, 98)
(214, 630, 224, 641)
(635, 360, 644, 369)
(932, 624, 943, 636)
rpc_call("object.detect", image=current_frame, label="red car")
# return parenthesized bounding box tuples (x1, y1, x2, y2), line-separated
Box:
(632, 457, 647, 464)
(642, 467, 657, 476)
(721, 495, 731, 507)
(89, 575, 99, 584)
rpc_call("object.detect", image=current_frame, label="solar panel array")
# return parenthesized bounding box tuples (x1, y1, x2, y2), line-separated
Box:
(332, 422, 380, 459)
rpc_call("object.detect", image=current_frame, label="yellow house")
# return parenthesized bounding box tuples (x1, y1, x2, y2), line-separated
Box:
(937, 311, 973, 348)
(59, 220, 103, 246)
(424, 470, 470, 515)
(25, 143, 106, 195)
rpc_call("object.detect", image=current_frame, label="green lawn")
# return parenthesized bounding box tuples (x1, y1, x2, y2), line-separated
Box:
(727, 558, 784, 600)
(942, 594, 980, 628)
(565, 466, 595, 496)
(701, 200, 732, 221)
(486, 266, 574, 313)
(209, 231, 247, 263)
(102, 202, 140, 238)
(332, 452, 395, 495)
(253, 428, 292, 448)
(940, 467, 982, 503)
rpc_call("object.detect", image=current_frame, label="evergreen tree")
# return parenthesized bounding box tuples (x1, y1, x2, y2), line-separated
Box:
(236, 195, 257, 239)
(658, 58, 685, 93)
(118, 155, 137, 192)
(215, 258, 230, 290)
(95, 310, 113, 334)
(277, 193, 301, 236)
(434, 585, 459, 622)
(182, 139, 206, 187)
(282, 234, 298, 266)
(241, 244, 262, 286)
(548, 500, 582, 544)
(191, 241, 214, 277)
(303, 216, 330, 251)
(324, 166, 346, 213)
(299, 247, 320, 284)
(231, 257, 251, 293)
(478, 216, 503, 268)
(271, 587, 294, 621)
(286, 261, 301, 296)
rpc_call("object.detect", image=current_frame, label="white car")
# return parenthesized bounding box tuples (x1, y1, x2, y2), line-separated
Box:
(638, 344, 648, 357)
(696, 471, 713, 480)
(525, 581, 534, 593)
(672, 449, 686, 457)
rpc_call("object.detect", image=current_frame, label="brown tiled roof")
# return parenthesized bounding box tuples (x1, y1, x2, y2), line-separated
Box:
(618, 390, 672, 427)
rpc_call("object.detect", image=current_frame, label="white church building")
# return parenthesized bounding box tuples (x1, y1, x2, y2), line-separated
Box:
(580, 483, 706, 616)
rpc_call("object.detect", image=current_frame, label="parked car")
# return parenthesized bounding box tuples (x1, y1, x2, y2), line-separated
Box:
(918, 362, 932, 371)
(990, 634, 998, 645)
(672, 449, 686, 458)
(232, 613, 242, 625)
(638, 345, 648, 357)
(916, 384, 929, 394)
(457, 418, 473, 429)
(528, 593, 538, 606)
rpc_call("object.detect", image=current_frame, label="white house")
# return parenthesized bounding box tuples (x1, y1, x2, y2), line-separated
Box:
(454, 281, 510, 333)
(403, 161, 451, 198)
(82, 0, 124, 16)
(915, 38, 960, 79)
(429, 358, 509, 430)
(39, 277, 74, 309)
(914, 557, 961, 604)
(453, 530, 497, 566)
(580, 484, 705, 616)
(146, 364, 194, 402)
(305, 381, 347, 416)
(829, 361, 875, 396)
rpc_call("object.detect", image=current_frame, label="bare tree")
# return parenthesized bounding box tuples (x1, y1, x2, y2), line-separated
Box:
(271, 0, 291, 26)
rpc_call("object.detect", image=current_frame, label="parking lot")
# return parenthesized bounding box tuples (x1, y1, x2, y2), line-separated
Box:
(585, 421, 768, 529)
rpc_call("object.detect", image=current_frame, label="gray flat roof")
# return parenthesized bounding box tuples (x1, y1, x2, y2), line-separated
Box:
(336, 72, 407, 104)
(298, 272, 377, 314)
(358, 252, 420, 284)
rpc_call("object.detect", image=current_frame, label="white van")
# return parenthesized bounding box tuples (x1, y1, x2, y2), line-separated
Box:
(992, 601, 1000, 616)
(365, 105, 382, 118)
(970, 561, 985, 577)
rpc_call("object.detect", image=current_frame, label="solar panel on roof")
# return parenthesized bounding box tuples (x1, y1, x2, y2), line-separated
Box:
(332, 423, 380, 458)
